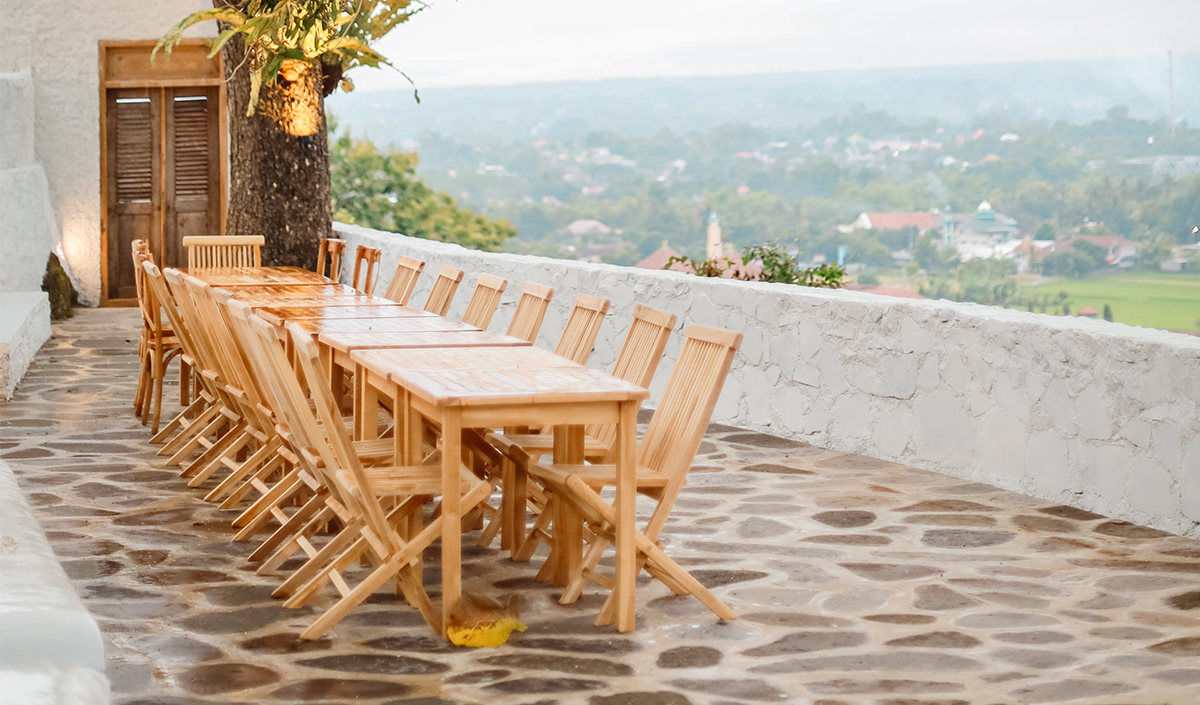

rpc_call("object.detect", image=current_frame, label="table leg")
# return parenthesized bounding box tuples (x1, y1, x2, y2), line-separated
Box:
(551, 425, 585, 588)
(355, 364, 379, 441)
(325, 347, 345, 414)
(440, 409, 462, 639)
(614, 400, 637, 632)
(392, 383, 405, 465)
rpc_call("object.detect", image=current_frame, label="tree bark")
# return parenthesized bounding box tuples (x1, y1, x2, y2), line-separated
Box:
(220, 34, 331, 268)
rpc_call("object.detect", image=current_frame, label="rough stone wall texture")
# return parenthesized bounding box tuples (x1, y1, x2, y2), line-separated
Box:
(336, 224, 1200, 538)
(0, 0, 214, 305)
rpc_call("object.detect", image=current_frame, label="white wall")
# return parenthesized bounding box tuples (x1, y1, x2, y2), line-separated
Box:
(0, 0, 214, 304)
(336, 224, 1200, 538)
(0, 69, 58, 294)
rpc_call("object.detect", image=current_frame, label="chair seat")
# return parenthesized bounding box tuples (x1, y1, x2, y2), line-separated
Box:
(358, 465, 476, 497)
(527, 462, 670, 489)
(351, 437, 394, 463)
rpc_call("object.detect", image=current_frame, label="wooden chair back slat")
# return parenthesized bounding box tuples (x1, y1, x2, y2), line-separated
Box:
(317, 238, 346, 280)
(184, 235, 264, 269)
(351, 245, 382, 295)
(422, 265, 465, 316)
(382, 256, 425, 304)
(143, 263, 198, 364)
(553, 294, 610, 365)
(505, 281, 554, 343)
(284, 321, 398, 548)
(587, 304, 677, 450)
(164, 268, 223, 387)
(636, 325, 741, 537)
(131, 240, 158, 332)
(460, 272, 508, 330)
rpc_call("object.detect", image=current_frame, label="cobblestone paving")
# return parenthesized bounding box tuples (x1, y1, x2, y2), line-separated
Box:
(2, 309, 1199, 705)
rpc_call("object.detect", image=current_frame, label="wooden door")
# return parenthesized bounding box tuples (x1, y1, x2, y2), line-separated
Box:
(164, 87, 221, 269)
(105, 88, 161, 302)
(103, 86, 221, 302)
(100, 40, 225, 306)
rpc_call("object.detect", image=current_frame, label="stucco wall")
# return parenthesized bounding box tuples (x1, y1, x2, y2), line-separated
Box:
(0, 0, 214, 305)
(336, 224, 1200, 538)
(0, 69, 58, 294)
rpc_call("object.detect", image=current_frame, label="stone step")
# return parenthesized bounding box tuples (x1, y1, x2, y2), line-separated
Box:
(0, 291, 51, 400)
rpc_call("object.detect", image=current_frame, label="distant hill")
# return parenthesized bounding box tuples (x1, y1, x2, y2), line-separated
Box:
(328, 54, 1199, 146)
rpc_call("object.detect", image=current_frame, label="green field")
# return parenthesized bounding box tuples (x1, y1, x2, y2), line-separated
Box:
(1019, 272, 1200, 332)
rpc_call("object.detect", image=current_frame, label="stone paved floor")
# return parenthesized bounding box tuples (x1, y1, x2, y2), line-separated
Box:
(2, 309, 1199, 705)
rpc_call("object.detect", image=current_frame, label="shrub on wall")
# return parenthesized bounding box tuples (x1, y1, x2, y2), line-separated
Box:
(42, 253, 75, 320)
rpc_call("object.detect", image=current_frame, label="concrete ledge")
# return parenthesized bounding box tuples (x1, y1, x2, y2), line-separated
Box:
(336, 224, 1200, 538)
(0, 666, 110, 705)
(0, 460, 106, 673)
(0, 292, 51, 400)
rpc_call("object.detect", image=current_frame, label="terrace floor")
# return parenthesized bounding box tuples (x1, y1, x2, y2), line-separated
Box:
(1, 309, 1199, 705)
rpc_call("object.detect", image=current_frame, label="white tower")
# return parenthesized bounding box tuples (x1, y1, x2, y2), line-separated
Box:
(706, 212, 722, 259)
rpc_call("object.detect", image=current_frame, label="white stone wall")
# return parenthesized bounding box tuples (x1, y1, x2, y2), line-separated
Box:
(0, 0, 214, 305)
(0, 69, 59, 295)
(336, 224, 1200, 538)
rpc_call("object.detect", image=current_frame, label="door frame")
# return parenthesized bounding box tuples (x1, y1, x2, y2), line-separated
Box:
(99, 39, 227, 306)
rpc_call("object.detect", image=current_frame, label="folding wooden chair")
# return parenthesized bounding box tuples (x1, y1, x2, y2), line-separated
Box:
(505, 281, 555, 343)
(183, 236, 264, 268)
(422, 265, 465, 316)
(174, 276, 280, 492)
(382, 256, 425, 305)
(481, 305, 677, 549)
(244, 315, 492, 638)
(553, 295, 611, 364)
(351, 245, 382, 295)
(141, 262, 218, 448)
(155, 268, 246, 470)
(317, 238, 346, 281)
(521, 325, 742, 625)
(131, 241, 184, 434)
(460, 273, 508, 330)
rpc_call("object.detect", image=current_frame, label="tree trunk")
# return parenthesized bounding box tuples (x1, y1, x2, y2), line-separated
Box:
(220, 34, 331, 268)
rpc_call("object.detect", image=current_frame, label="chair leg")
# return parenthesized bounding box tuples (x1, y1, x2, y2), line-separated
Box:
(179, 420, 245, 479)
(179, 360, 191, 407)
(233, 468, 305, 533)
(150, 348, 166, 435)
(205, 437, 280, 503)
(164, 411, 226, 464)
(561, 534, 609, 604)
(186, 428, 252, 488)
(254, 500, 336, 573)
(219, 453, 285, 510)
(151, 396, 207, 445)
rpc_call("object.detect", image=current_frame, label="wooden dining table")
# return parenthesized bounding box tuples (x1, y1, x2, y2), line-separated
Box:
(191, 266, 651, 635)
(365, 355, 649, 635)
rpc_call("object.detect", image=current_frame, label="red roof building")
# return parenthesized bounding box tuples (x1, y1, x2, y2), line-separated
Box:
(635, 243, 686, 271)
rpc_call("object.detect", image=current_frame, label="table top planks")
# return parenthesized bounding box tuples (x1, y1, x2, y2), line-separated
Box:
(390, 365, 649, 408)
(289, 314, 461, 336)
(318, 329, 528, 354)
(256, 304, 427, 326)
(180, 266, 332, 286)
(352, 345, 578, 376)
(228, 284, 358, 303)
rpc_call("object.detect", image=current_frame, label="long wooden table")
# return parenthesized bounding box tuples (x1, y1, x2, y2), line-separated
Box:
(191, 266, 651, 635)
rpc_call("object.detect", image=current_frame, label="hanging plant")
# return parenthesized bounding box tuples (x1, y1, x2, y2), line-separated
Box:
(154, 0, 422, 117)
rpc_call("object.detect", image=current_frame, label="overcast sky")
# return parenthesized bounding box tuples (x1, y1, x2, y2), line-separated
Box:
(349, 0, 1200, 91)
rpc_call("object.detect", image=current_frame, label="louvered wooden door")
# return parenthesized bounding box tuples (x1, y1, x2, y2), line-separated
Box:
(164, 87, 221, 270)
(103, 86, 221, 303)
